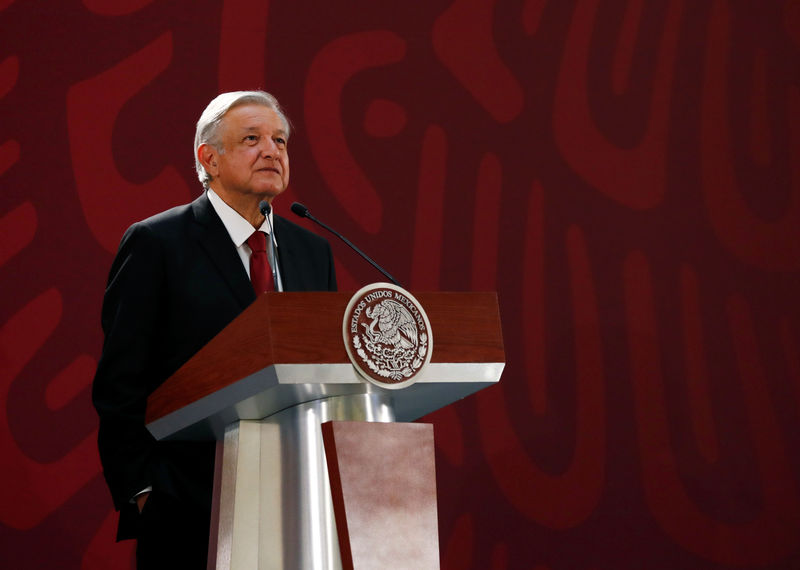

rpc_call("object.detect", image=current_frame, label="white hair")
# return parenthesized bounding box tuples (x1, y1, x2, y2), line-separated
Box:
(193, 90, 290, 187)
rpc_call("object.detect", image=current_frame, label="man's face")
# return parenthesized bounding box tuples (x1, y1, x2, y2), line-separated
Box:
(210, 104, 290, 202)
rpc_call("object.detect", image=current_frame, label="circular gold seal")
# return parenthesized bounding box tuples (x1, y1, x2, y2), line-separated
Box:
(343, 283, 433, 389)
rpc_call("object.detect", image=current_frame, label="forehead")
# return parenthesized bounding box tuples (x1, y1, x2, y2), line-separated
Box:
(221, 104, 287, 134)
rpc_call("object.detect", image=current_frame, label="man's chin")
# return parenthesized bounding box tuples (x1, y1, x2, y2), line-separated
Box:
(255, 185, 286, 202)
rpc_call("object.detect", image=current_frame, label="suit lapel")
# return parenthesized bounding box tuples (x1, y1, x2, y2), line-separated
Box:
(274, 215, 299, 291)
(189, 193, 255, 309)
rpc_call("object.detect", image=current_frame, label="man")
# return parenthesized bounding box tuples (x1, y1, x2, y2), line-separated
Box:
(92, 91, 336, 568)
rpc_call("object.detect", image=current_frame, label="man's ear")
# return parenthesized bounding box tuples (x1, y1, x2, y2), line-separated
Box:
(197, 143, 220, 177)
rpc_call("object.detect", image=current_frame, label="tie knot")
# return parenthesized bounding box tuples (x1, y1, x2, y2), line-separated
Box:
(247, 231, 267, 253)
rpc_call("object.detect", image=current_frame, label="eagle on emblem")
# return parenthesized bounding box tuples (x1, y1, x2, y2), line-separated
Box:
(363, 299, 418, 350)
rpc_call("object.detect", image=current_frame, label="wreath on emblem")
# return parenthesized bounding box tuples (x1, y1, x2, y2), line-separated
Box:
(352, 299, 428, 380)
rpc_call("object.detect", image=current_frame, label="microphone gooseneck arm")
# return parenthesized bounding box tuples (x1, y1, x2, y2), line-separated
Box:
(259, 201, 280, 289)
(290, 202, 402, 287)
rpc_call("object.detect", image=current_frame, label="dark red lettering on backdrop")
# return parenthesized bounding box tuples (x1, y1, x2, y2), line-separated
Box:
(0, 1, 798, 568)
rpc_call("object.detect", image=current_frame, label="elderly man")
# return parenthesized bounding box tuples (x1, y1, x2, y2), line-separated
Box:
(93, 91, 336, 568)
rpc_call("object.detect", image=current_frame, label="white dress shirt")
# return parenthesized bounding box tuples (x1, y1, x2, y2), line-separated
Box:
(206, 188, 283, 291)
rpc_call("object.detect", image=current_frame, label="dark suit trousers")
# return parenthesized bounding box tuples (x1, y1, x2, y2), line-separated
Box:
(135, 491, 211, 569)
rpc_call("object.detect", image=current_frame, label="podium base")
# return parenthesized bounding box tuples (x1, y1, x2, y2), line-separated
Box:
(322, 421, 440, 569)
(208, 392, 395, 570)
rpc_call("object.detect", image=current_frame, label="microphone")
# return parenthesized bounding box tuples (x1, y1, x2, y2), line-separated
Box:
(290, 202, 402, 287)
(259, 200, 280, 289)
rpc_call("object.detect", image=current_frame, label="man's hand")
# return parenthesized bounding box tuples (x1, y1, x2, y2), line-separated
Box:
(136, 492, 150, 513)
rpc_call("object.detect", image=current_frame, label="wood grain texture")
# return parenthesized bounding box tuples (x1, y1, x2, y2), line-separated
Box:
(322, 421, 439, 570)
(147, 291, 504, 421)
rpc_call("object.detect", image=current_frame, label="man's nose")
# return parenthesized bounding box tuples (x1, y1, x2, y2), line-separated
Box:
(260, 138, 279, 156)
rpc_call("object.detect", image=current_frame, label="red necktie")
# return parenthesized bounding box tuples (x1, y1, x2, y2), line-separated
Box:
(246, 230, 274, 294)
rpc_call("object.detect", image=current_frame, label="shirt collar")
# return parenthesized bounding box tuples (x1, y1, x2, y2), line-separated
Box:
(206, 188, 276, 248)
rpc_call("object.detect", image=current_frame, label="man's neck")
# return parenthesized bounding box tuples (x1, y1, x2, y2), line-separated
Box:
(209, 186, 268, 228)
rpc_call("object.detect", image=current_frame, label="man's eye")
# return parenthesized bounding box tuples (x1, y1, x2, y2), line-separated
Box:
(275, 137, 286, 146)
(244, 135, 259, 144)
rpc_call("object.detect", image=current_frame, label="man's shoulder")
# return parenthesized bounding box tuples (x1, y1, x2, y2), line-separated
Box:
(138, 196, 203, 229)
(123, 194, 209, 236)
(274, 213, 328, 247)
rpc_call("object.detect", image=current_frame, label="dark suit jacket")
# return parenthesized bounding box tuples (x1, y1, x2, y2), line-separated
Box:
(92, 193, 336, 539)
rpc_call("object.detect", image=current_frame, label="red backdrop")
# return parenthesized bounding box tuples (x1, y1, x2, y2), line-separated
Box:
(2, 1, 799, 568)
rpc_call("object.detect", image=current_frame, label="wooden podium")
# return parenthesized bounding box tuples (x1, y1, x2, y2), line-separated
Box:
(145, 291, 504, 569)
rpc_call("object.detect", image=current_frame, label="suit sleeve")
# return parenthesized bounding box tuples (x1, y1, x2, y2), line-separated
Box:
(92, 222, 165, 511)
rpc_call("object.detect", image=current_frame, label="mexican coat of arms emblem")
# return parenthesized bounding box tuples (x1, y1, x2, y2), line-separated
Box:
(343, 283, 433, 389)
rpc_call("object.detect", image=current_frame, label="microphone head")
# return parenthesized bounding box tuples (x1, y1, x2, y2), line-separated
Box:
(259, 200, 271, 216)
(290, 202, 309, 218)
